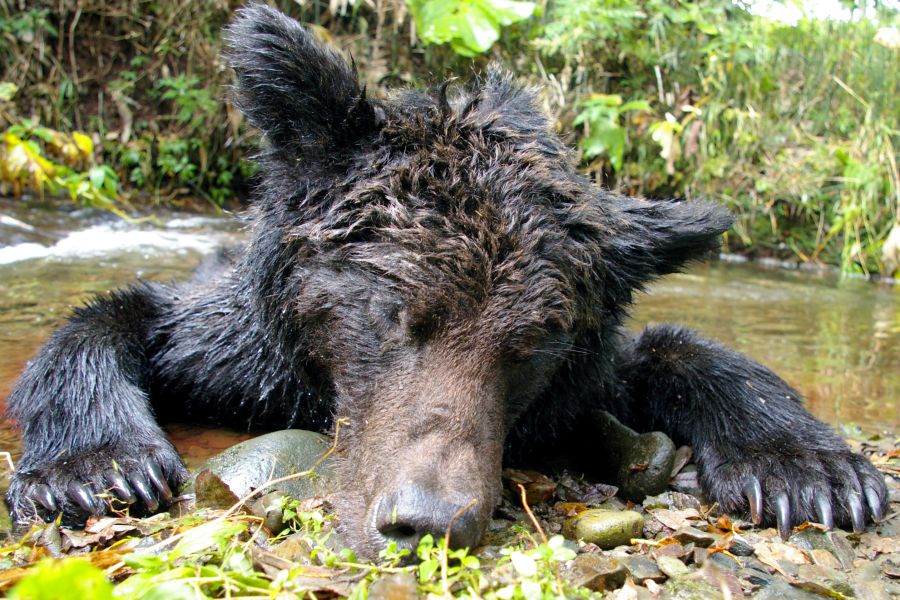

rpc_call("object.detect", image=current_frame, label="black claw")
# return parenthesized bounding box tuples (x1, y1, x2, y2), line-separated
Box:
(864, 486, 883, 522)
(848, 493, 865, 533)
(31, 484, 58, 513)
(68, 483, 101, 515)
(143, 458, 173, 503)
(107, 472, 136, 504)
(128, 472, 159, 513)
(774, 491, 791, 539)
(742, 477, 763, 526)
(815, 495, 834, 530)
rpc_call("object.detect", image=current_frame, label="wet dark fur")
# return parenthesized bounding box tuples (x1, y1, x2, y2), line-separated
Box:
(6, 4, 886, 557)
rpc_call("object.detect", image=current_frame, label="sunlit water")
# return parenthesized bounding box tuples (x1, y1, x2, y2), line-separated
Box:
(0, 199, 897, 470)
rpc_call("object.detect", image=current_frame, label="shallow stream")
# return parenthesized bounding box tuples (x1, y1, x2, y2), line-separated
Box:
(1, 199, 898, 469)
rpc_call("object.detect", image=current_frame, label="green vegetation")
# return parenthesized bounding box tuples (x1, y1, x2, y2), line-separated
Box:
(1, 0, 898, 273)
(1, 505, 585, 599)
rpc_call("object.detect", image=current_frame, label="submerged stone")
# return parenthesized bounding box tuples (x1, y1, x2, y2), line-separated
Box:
(563, 509, 645, 549)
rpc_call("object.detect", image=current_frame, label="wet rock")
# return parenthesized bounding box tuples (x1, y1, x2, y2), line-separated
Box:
(671, 526, 718, 548)
(739, 566, 774, 589)
(708, 551, 743, 574)
(754, 579, 823, 600)
(369, 572, 418, 600)
(852, 558, 897, 600)
(190, 430, 336, 508)
(624, 555, 666, 584)
(642, 491, 702, 512)
(669, 465, 702, 496)
(503, 469, 557, 504)
(661, 575, 723, 599)
(586, 411, 676, 501)
(657, 555, 690, 578)
(562, 553, 627, 591)
(727, 536, 755, 557)
(794, 564, 854, 598)
(807, 548, 842, 570)
(788, 529, 854, 571)
(562, 509, 644, 549)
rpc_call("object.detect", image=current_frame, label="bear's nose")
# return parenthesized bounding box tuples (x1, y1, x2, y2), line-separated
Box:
(373, 483, 480, 553)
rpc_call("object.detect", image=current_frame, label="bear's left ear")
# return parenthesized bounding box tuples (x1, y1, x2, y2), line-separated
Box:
(225, 4, 378, 161)
(604, 196, 734, 290)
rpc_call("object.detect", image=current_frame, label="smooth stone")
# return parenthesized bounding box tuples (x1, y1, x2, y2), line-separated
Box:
(794, 564, 854, 597)
(563, 554, 627, 591)
(788, 529, 854, 571)
(368, 572, 418, 600)
(563, 509, 645, 549)
(661, 576, 723, 600)
(708, 551, 742, 574)
(623, 555, 666, 584)
(657, 555, 690, 578)
(754, 579, 824, 600)
(671, 526, 718, 548)
(727, 537, 755, 556)
(587, 411, 676, 501)
(190, 430, 336, 508)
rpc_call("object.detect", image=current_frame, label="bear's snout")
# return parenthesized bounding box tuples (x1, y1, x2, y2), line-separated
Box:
(369, 482, 481, 555)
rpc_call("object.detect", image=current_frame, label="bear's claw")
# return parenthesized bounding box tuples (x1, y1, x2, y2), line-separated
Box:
(705, 448, 887, 539)
(814, 495, 833, 529)
(9, 444, 187, 527)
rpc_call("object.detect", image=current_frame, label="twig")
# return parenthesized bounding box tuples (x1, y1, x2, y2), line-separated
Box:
(441, 498, 478, 594)
(517, 484, 547, 544)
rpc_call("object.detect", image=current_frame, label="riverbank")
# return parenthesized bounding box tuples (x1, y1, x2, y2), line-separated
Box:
(0, 428, 896, 599)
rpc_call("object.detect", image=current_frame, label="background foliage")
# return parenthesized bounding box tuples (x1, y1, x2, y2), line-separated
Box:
(0, 0, 898, 274)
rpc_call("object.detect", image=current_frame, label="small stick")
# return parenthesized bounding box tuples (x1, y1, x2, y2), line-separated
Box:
(441, 498, 478, 594)
(517, 484, 547, 544)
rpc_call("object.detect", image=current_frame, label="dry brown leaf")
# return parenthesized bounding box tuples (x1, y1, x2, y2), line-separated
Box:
(650, 508, 703, 530)
(755, 541, 810, 577)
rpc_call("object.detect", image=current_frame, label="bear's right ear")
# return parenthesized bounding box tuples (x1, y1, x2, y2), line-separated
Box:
(225, 4, 378, 161)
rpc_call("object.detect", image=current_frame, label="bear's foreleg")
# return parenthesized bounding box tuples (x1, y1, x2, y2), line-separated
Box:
(6, 285, 187, 526)
(613, 323, 887, 537)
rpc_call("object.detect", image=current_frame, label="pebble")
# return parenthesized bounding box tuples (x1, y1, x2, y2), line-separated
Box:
(727, 536, 755, 556)
(795, 564, 854, 597)
(368, 572, 418, 600)
(672, 526, 718, 548)
(656, 555, 690, 578)
(662, 575, 724, 599)
(562, 509, 644, 549)
(789, 529, 854, 571)
(563, 554, 626, 591)
(623, 555, 666, 584)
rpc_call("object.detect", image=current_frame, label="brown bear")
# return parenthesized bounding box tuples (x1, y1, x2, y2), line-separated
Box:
(5, 4, 886, 558)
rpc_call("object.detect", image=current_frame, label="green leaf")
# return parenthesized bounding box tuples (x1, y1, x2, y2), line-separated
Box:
(89, 165, 107, 190)
(458, 4, 500, 53)
(476, 0, 536, 26)
(580, 121, 625, 171)
(169, 520, 246, 562)
(0, 82, 18, 101)
(9, 559, 114, 600)
(619, 100, 652, 113)
(138, 581, 202, 600)
(509, 550, 537, 577)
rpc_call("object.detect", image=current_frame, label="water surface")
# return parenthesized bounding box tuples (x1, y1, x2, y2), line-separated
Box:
(0, 201, 897, 470)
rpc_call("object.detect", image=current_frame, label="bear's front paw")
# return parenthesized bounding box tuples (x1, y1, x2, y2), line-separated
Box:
(699, 446, 887, 539)
(7, 441, 188, 527)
